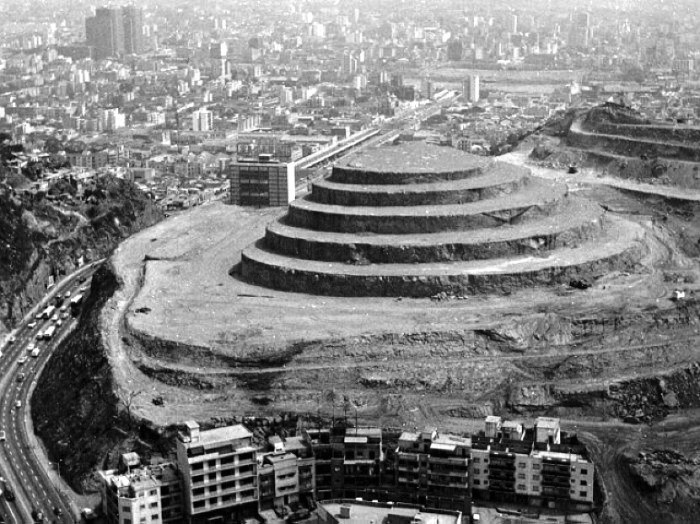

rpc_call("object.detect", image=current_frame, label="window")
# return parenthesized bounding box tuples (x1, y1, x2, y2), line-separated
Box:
(581, 469, 588, 475)
(194, 501, 205, 509)
(473, 458, 480, 463)
(207, 473, 217, 481)
(122, 506, 131, 513)
(473, 479, 480, 485)
(517, 484, 525, 490)
(532, 485, 540, 492)
(152, 515, 159, 521)
(518, 462, 526, 468)
(532, 475, 540, 481)
(581, 480, 588, 486)
(532, 464, 540, 470)
(150, 502, 158, 508)
(474, 469, 479, 474)
(149, 490, 158, 496)
(579, 491, 588, 498)
(124, 520, 131, 524)
(517, 473, 525, 479)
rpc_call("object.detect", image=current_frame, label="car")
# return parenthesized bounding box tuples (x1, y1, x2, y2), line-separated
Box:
(27, 321, 37, 329)
(17, 357, 27, 365)
(16, 373, 25, 382)
(14, 401, 21, 409)
(7, 335, 15, 344)
(60, 312, 69, 319)
(0, 431, 5, 441)
(64, 291, 71, 298)
(51, 313, 59, 322)
(56, 319, 63, 327)
(27, 343, 36, 353)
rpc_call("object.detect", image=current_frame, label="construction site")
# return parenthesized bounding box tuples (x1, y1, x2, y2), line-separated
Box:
(31, 104, 700, 523)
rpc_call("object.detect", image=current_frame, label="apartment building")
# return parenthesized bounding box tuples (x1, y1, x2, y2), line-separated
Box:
(395, 429, 471, 512)
(176, 421, 259, 523)
(98, 456, 183, 524)
(471, 417, 594, 511)
(258, 435, 316, 512)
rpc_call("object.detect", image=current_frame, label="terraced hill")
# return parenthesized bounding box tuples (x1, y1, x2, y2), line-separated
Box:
(242, 143, 643, 297)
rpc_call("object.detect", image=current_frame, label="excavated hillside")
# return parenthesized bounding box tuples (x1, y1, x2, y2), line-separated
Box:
(0, 176, 163, 335)
(533, 103, 700, 190)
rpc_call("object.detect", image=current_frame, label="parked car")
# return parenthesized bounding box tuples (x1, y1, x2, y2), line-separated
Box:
(0, 431, 5, 441)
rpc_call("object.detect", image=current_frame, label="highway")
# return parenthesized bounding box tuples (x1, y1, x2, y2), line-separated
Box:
(0, 261, 102, 523)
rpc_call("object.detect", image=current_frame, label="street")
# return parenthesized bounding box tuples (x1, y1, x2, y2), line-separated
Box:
(0, 261, 102, 523)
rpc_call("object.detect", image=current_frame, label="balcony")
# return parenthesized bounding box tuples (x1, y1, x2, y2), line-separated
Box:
(428, 456, 469, 466)
(428, 467, 469, 477)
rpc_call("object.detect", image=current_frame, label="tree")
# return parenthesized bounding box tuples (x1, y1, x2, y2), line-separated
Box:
(118, 389, 142, 429)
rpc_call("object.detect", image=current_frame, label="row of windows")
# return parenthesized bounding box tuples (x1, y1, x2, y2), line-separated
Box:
(122, 501, 158, 512)
(122, 515, 159, 524)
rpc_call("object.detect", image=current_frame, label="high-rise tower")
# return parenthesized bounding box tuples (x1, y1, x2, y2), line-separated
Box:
(123, 6, 144, 55)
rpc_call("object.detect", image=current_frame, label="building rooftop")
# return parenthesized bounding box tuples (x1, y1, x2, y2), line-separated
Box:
(320, 500, 461, 524)
(180, 423, 253, 447)
(536, 417, 561, 429)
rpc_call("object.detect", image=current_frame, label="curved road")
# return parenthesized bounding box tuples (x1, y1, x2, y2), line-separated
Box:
(0, 261, 102, 523)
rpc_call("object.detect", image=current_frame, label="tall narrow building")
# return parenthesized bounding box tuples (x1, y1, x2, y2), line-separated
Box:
(86, 7, 125, 59)
(123, 6, 144, 54)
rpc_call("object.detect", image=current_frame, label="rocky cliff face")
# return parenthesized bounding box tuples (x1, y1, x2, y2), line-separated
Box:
(0, 176, 163, 333)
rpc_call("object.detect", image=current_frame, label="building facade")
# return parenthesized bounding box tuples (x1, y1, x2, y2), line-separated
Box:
(176, 421, 259, 523)
(98, 457, 184, 524)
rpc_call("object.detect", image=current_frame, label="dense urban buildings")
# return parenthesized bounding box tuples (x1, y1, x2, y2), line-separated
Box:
(95, 417, 594, 523)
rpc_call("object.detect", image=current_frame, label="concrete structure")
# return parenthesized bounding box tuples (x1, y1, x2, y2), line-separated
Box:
(98, 458, 183, 524)
(470, 417, 594, 510)
(395, 429, 471, 511)
(227, 157, 296, 207)
(86, 7, 125, 59)
(241, 142, 644, 297)
(462, 75, 480, 103)
(258, 435, 315, 511)
(192, 109, 213, 132)
(176, 421, 258, 523)
(317, 500, 461, 524)
(122, 6, 144, 55)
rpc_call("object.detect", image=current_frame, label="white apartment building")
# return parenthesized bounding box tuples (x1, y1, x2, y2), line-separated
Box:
(176, 421, 258, 523)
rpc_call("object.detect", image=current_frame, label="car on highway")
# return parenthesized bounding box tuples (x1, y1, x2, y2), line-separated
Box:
(27, 343, 36, 353)
(0, 431, 5, 441)
(7, 335, 15, 344)
(28, 321, 37, 329)
(16, 373, 25, 382)
(17, 356, 27, 365)
(51, 313, 59, 322)
(14, 401, 21, 409)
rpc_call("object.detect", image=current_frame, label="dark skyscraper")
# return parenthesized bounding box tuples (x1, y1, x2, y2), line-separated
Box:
(86, 6, 143, 59)
(86, 7, 125, 59)
(122, 6, 144, 55)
